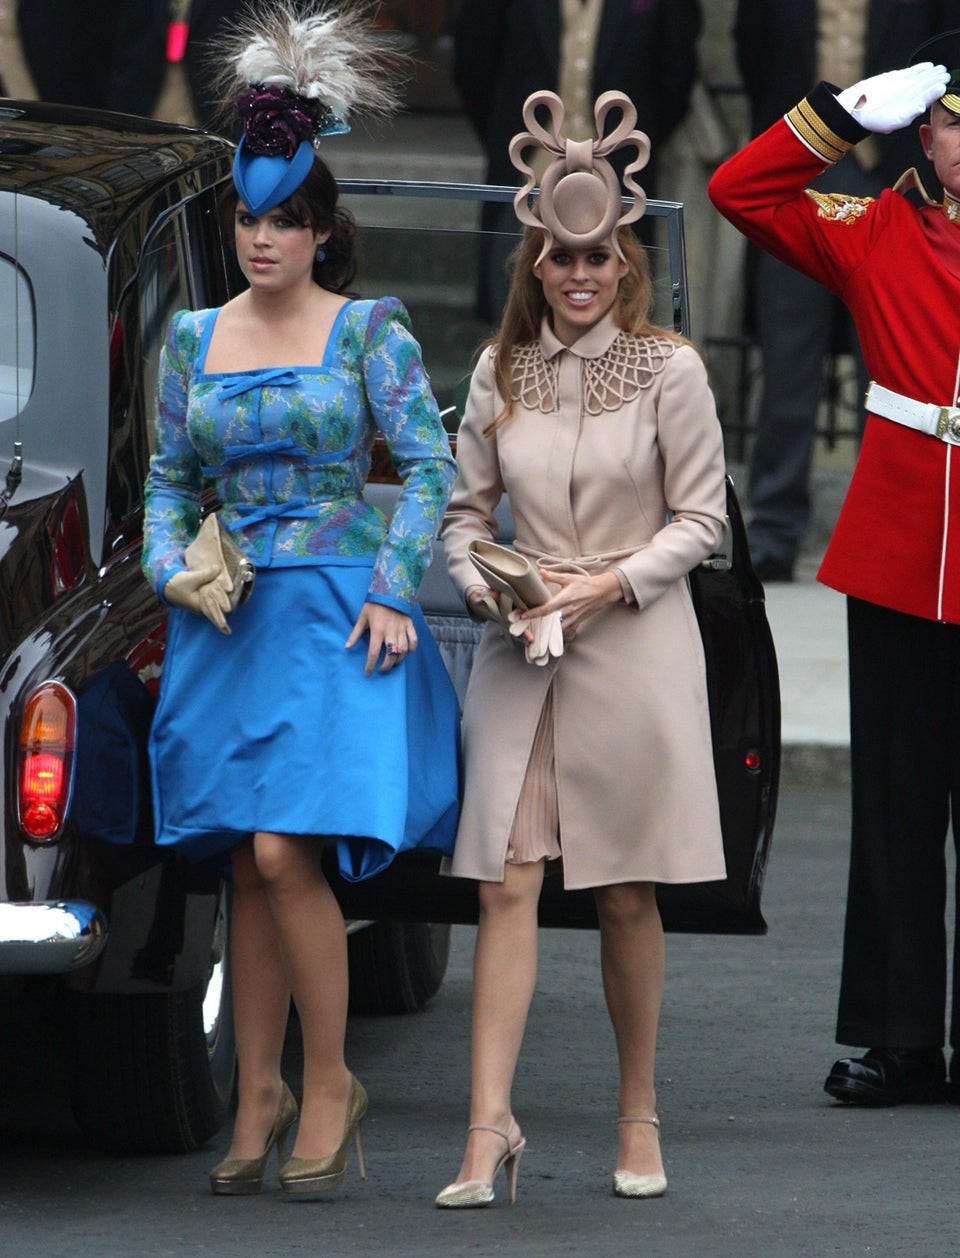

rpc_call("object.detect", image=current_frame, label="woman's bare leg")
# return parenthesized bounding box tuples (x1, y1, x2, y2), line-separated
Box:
(594, 881, 665, 1178)
(451, 860, 544, 1183)
(222, 838, 292, 1160)
(252, 831, 352, 1159)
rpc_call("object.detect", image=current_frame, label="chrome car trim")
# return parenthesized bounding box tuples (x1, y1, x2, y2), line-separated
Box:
(0, 900, 107, 972)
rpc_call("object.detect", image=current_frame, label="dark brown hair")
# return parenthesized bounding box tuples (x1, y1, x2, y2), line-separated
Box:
(221, 153, 358, 293)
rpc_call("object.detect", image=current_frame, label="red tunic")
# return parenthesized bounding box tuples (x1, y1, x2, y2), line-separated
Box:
(709, 84, 960, 624)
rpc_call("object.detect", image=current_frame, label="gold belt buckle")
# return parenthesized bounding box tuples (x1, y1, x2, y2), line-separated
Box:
(935, 407, 960, 440)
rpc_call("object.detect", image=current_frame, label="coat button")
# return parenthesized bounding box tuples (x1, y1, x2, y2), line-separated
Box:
(951, 416, 960, 439)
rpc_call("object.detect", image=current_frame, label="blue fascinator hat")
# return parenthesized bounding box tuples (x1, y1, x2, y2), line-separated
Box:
(234, 137, 315, 215)
(233, 85, 349, 215)
(220, 1, 405, 216)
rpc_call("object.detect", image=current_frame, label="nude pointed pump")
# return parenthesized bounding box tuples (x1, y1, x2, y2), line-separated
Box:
(435, 1122, 526, 1208)
(278, 1074, 368, 1199)
(612, 1115, 667, 1198)
(209, 1080, 298, 1195)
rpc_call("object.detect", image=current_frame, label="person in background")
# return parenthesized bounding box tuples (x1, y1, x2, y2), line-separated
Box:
(732, 0, 960, 583)
(179, 0, 249, 131)
(141, 2, 460, 1197)
(17, 0, 168, 115)
(453, 0, 701, 322)
(436, 88, 726, 1206)
(710, 35, 960, 1107)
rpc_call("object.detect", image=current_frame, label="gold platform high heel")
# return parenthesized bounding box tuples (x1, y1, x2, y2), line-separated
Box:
(435, 1122, 526, 1208)
(278, 1074, 368, 1199)
(209, 1081, 298, 1196)
(612, 1115, 667, 1199)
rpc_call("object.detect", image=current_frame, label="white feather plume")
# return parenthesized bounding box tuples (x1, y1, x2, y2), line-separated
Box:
(216, 0, 405, 125)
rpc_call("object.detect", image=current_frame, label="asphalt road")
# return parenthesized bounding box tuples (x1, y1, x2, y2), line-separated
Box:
(2, 789, 958, 1258)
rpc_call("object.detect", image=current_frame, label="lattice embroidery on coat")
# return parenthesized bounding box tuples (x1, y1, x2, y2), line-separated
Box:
(583, 334, 677, 413)
(806, 189, 873, 224)
(510, 342, 561, 412)
(510, 334, 677, 414)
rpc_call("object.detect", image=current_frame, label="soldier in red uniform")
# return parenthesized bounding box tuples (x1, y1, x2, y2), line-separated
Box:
(709, 41, 960, 1106)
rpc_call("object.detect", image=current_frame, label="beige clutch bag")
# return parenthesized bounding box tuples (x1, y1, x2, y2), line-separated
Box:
(185, 512, 255, 612)
(467, 539, 550, 610)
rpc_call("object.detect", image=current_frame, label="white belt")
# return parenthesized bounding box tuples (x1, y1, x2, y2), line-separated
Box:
(865, 381, 960, 444)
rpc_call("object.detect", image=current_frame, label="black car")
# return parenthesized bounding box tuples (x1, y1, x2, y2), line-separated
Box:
(0, 101, 779, 1153)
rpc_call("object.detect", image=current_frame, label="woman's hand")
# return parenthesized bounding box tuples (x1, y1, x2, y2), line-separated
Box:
(521, 569, 622, 638)
(466, 585, 511, 625)
(345, 601, 419, 675)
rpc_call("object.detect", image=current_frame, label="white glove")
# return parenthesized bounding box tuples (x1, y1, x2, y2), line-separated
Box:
(836, 62, 949, 133)
(508, 608, 564, 665)
(163, 566, 234, 635)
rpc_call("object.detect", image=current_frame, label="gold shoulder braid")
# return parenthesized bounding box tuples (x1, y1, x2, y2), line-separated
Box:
(582, 333, 677, 414)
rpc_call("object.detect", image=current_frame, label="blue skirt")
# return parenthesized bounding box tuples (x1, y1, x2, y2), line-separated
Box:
(149, 564, 461, 881)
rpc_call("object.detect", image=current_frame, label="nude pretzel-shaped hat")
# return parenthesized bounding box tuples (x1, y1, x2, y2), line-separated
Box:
(508, 89, 651, 264)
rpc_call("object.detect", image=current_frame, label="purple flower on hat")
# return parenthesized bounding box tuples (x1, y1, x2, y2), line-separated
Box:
(237, 84, 318, 158)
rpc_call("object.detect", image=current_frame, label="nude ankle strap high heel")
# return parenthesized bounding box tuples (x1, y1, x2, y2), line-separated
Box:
(612, 1115, 667, 1199)
(435, 1122, 526, 1208)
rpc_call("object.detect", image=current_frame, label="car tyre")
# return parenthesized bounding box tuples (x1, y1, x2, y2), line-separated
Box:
(347, 920, 451, 1015)
(71, 887, 236, 1153)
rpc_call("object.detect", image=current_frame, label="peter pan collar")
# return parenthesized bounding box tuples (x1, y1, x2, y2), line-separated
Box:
(539, 310, 623, 360)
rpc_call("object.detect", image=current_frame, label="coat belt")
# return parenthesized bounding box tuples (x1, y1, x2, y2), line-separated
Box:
(866, 381, 960, 444)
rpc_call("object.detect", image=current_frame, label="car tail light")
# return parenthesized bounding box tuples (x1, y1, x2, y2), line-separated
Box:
(50, 494, 86, 594)
(18, 681, 77, 841)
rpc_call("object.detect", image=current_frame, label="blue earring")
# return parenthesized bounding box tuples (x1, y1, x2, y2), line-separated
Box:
(315, 244, 327, 262)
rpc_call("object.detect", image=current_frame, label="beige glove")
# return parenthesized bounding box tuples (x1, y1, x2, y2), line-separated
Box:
(163, 565, 234, 635)
(508, 608, 564, 665)
(467, 586, 515, 626)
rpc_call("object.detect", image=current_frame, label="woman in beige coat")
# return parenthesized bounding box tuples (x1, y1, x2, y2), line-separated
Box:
(435, 89, 727, 1207)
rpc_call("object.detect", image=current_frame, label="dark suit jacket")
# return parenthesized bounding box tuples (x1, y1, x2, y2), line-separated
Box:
(454, 0, 701, 198)
(734, 0, 960, 185)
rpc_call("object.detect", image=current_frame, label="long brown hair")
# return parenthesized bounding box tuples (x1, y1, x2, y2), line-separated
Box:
(486, 226, 692, 432)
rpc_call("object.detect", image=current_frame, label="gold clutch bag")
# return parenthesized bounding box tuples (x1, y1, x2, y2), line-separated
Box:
(184, 512, 255, 613)
(467, 539, 550, 610)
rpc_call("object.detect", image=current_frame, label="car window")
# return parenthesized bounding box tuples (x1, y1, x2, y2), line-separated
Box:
(0, 256, 35, 421)
(137, 190, 232, 457)
(138, 215, 194, 458)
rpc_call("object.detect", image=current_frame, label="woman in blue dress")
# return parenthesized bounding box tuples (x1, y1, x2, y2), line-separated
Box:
(141, 2, 460, 1200)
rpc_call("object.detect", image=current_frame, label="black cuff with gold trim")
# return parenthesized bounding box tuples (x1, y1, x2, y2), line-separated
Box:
(786, 81, 869, 164)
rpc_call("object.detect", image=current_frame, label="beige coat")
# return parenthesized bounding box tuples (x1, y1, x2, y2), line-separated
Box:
(441, 313, 727, 890)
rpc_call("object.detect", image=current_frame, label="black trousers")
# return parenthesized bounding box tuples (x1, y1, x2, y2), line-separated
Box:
(837, 597, 960, 1049)
(17, 0, 167, 116)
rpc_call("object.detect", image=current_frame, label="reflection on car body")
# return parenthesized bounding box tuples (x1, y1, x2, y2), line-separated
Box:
(0, 100, 780, 1154)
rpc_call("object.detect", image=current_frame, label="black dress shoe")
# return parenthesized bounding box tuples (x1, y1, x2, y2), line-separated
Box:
(824, 1047, 946, 1106)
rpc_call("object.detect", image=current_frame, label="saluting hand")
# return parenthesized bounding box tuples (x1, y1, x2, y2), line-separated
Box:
(837, 62, 950, 133)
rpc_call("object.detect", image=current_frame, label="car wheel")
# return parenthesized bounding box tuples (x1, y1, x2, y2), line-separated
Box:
(347, 921, 451, 1015)
(71, 886, 236, 1153)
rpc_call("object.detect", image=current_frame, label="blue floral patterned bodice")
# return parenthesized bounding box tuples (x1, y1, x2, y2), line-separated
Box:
(142, 297, 455, 614)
